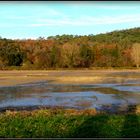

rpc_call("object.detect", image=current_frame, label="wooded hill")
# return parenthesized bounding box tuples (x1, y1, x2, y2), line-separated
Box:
(0, 27, 140, 69)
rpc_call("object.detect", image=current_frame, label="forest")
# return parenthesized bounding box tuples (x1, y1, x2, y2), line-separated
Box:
(0, 27, 140, 70)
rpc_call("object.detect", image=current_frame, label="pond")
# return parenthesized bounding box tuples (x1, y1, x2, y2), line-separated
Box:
(0, 80, 140, 113)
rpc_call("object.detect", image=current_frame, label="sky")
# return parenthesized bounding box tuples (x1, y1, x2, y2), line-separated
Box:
(0, 1, 140, 39)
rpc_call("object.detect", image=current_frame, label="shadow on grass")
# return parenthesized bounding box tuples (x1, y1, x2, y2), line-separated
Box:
(69, 105, 140, 138)
(120, 105, 140, 138)
(70, 115, 110, 138)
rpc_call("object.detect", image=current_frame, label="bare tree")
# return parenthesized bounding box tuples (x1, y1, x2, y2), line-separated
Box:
(131, 43, 140, 68)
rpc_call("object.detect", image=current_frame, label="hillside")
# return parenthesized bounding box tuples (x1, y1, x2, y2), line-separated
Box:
(0, 27, 140, 69)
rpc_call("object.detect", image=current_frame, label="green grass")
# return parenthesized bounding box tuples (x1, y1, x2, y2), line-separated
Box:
(0, 109, 140, 138)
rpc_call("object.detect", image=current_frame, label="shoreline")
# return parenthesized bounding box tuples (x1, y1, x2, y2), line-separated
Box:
(0, 69, 140, 86)
(0, 104, 140, 115)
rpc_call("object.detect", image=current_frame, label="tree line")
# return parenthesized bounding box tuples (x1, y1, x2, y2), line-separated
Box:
(0, 27, 140, 70)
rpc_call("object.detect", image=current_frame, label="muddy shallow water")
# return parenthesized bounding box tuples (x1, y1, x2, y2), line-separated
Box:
(0, 77, 140, 113)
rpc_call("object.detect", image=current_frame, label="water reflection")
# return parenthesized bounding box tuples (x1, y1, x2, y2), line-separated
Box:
(0, 81, 140, 113)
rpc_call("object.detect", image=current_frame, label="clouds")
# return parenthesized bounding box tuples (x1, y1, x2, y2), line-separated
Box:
(0, 2, 139, 39)
(1, 2, 140, 27)
(1, 3, 139, 28)
(46, 9, 66, 17)
(27, 14, 140, 27)
(3, 11, 140, 28)
(69, 2, 140, 10)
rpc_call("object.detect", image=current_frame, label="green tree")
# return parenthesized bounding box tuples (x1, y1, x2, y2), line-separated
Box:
(79, 45, 94, 67)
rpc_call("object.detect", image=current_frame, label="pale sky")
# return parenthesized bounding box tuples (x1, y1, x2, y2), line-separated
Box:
(0, 1, 140, 39)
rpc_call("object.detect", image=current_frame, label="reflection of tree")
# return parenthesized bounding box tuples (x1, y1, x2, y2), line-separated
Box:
(113, 93, 129, 104)
(93, 87, 128, 95)
(38, 97, 44, 105)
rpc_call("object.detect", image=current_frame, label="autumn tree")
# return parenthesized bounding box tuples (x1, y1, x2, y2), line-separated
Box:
(61, 43, 80, 68)
(131, 43, 140, 68)
(0, 41, 24, 66)
(0, 27, 140, 69)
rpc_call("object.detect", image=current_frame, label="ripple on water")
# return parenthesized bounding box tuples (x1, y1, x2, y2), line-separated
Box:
(0, 81, 140, 113)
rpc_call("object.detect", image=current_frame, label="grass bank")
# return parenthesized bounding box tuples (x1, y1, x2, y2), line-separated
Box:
(0, 109, 140, 138)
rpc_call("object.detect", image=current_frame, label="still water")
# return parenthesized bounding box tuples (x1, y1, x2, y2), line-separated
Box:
(0, 80, 140, 113)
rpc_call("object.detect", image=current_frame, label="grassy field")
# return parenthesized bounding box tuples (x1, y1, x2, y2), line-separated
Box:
(0, 109, 140, 138)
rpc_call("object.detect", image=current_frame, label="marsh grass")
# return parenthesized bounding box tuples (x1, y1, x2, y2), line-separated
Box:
(0, 108, 140, 138)
(0, 70, 140, 86)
